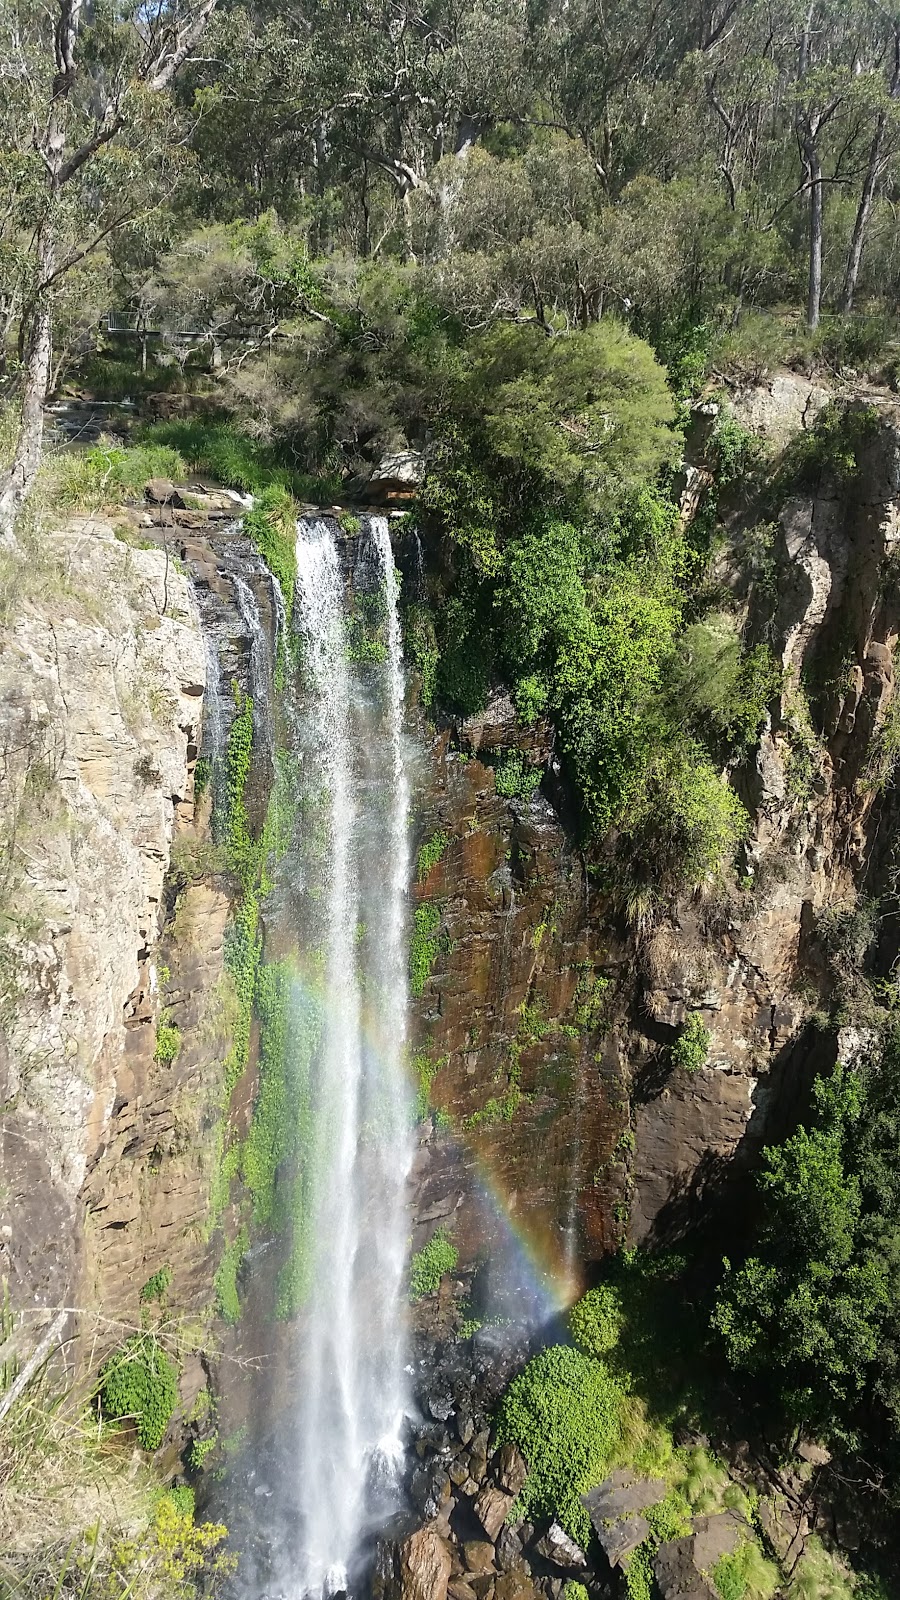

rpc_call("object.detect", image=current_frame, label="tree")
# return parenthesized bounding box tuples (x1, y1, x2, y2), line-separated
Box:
(712, 1064, 891, 1441)
(0, 0, 220, 539)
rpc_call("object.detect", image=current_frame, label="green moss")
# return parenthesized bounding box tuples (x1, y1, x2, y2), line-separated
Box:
(416, 830, 450, 882)
(242, 960, 292, 1225)
(194, 756, 212, 798)
(409, 901, 445, 995)
(413, 1048, 447, 1121)
(100, 1332, 179, 1451)
(153, 1017, 181, 1065)
(495, 1343, 626, 1546)
(189, 1435, 218, 1468)
(493, 750, 543, 799)
(243, 487, 298, 636)
(139, 1265, 172, 1304)
(215, 1225, 249, 1324)
(409, 1228, 458, 1300)
(404, 601, 439, 706)
(671, 1013, 709, 1072)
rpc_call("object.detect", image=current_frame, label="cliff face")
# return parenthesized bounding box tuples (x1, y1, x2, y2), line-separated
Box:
(407, 392, 900, 1279)
(3, 382, 898, 1397)
(0, 518, 209, 1328)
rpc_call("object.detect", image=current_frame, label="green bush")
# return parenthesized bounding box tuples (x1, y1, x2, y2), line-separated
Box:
(100, 1333, 179, 1450)
(409, 901, 445, 995)
(243, 486, 298, 631)
(409, 1229, 458, 1300)
(494, 1343, 625, 1545)
(215, 1226, 249, 1324)
(671, 1014, 710, 1072)
(493, 751, 542, 799)
(139, 1265, 172, 1304)
(153, 1019, 181, 1065)
(416, 830, 449, 881)
(568, 1283, 625, 1358)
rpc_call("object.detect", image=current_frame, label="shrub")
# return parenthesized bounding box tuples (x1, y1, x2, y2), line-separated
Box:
(215, 1226, 249, 1324)
(494, 751, 542, 799)
(671, 1014, 710, 1072)
(100, 1333, 179, 1450)
(153, 1018, 181, 1065)
(714, 1540, 779, 1600)
(409, 1229, 458, 1299)
(494, 1343, 625, 1545)
(568, 1283, 625, 1359)
(139, 1265, 172, 1304)
(409, 901, 445, 995)
(416, 830, 449, 881)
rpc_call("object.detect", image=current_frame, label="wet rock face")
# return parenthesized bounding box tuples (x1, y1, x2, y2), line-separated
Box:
(0, 517, 206, 1319)
(410, 401, 900, 1261)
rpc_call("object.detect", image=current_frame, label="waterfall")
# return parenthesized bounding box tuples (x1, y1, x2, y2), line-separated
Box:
(290, 513, 413, 1598)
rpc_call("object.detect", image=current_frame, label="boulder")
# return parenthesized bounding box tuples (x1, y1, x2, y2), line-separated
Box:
(463, 1542, 497, 1576)
(369, 449, 426, 502)
(595, 1514, 650, 1567)
(583, 1472, 668, 1531)
(449, 1583, 479, 1600)
(495, 1525, 524, 1573)
(654, 1513, 744, 1600)
(399, 1526, 452, 1600)
(144, 477, 183, 506)
(474, 1483, 515, 1542)
(495, 1443, 528, 1497)
(494, 1575, 538, 1600)
(532, 1523, 586, 1570)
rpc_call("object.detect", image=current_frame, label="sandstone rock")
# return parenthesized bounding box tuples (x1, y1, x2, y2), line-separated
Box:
(474, 1484, 515, 1542)
(758, 1496, 808, 1566)
(495, 1525, 524, 1573)
(532, 1523, 586, 1570)
(463, 1542, 497, 1576)
(493, 1574, 537, 1600)
(399, 1526, 451, 1600)
(594, 1515, 649, 1567)
(495, 1443, 528, 1496)
(449, 1582, 478, 1600)
(654, 1538, 718, 1600)
(144, 476, 183, 505)
(583, 1472, 667, 1529)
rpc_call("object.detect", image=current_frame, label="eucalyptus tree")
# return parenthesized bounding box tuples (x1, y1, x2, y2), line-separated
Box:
(0, 0, 220, 538)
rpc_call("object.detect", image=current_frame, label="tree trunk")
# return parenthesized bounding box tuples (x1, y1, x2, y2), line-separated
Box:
(0, 232, 55, 544)
(840, 112, 885, 314)
(806, 143, 823, 330)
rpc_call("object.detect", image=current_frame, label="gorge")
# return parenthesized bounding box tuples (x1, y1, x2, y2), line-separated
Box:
(7, 0, 900, 1591)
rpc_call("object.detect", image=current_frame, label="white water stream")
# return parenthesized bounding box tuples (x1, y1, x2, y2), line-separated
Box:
(291, 514, 413, 1597)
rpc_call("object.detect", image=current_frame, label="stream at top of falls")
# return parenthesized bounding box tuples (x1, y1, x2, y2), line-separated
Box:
(205, 513, 416, 1600)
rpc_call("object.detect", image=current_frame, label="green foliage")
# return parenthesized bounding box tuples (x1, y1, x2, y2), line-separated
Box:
(409, 901, 445, 996)
(493, 751, 542, 799)
(194, 756, 212, 798)
(409, 1229, 459, 1300)
(100, 1333, 179, 1451)
(153, 1018, 181, 1065)
(709, 415, 765, 488)
(712, 1060, 898, 1441)
(565, 1586, 589, 1600)
(778, 403, 880, 493)
(74, 441, 188, 502)
(403, 602, 439, 707)
(243, 486, 298, 634)
(669, 616, 781, 760)
(165, 1485, 196, 1519)
(241, 960, 292, 1225)
(671, 1014, 710, 1073)
(713, 1541, 779, 1600)
(495, 1343, 625, 1545)
(137, 419, 342, 502)
(189, 1435, 218, 1468)
(568, 1283, 625, 1358)
(413, 1048, 447, 1121)
(215, 1226, 249, 1324)
(139, 1265, 172, 1304)
(416, 830, 449, 881)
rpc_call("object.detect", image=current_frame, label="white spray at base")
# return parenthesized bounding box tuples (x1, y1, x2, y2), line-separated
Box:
(291, 514, 413, 1598)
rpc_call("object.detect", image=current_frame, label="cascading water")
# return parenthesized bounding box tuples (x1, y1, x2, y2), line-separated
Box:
(287, 513, 413, 1597)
